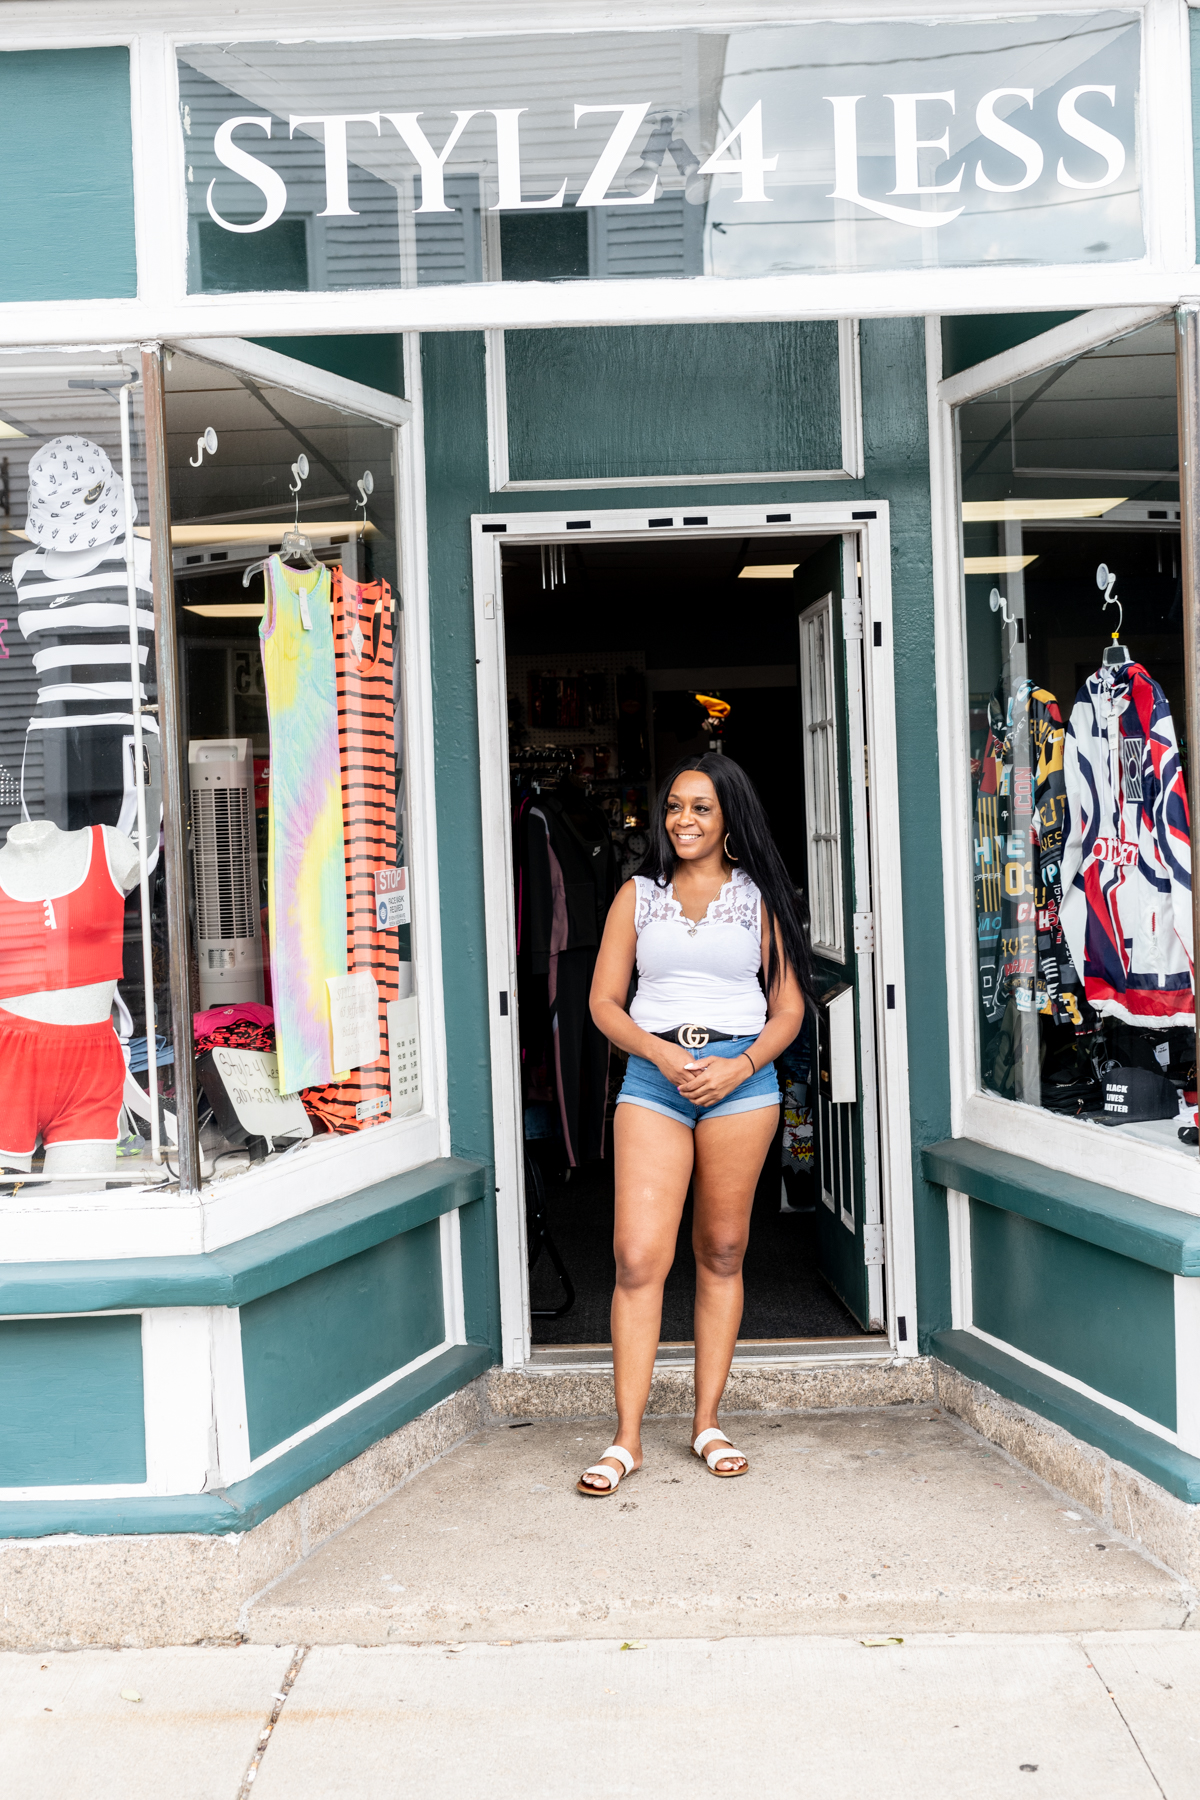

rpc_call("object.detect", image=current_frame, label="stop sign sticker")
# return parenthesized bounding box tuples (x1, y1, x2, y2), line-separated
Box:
(375, 865, 410, 929)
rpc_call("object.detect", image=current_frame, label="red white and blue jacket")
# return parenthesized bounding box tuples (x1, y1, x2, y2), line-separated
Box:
(1061, 661, 1193, 1027)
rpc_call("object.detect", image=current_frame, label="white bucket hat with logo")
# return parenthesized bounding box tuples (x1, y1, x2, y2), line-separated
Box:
(24, 435, 135, 550)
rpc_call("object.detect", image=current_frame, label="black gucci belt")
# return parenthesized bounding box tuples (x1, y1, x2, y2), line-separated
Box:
(652, 1024, 738, 1049)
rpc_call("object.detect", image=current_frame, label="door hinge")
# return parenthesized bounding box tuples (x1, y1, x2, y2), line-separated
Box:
(863, 1221, 885, 1265)
(842, 594, 863, 640)
(853, 910, 875, 953)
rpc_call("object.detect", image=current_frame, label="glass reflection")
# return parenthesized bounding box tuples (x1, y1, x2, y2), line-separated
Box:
(958, 322, 1195, 1156)
(179, 12, 1141, 293)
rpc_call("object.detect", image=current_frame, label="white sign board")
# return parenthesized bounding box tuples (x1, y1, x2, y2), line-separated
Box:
(387, 996, 422, 1118)
(327, 971, 382, 1070)
(375, 865, 410, 929)
(210, 1048, 312, 1140)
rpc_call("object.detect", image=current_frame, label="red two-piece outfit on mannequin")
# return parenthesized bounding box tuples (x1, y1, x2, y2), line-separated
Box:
(0, 825, 127, 1156)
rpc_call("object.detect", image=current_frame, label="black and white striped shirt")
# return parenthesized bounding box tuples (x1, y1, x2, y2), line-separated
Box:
(14, 538, 155, 730)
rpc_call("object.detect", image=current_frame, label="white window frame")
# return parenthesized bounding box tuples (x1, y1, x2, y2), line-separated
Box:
(470, 499, 916, 1368)
(0, 331, 450, 1260)
(798, 592, 846, 962)
(0, 1, 1194, 342)
(928, 303, 1200, 1217)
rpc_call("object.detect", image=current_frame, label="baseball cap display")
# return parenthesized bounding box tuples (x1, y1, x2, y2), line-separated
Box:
(1099, 1066, 1182, 1126)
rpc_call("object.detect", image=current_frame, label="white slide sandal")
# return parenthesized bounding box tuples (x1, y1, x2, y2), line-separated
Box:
(693, 1427, 749, 1478)
(577, 1444, 637, 1496)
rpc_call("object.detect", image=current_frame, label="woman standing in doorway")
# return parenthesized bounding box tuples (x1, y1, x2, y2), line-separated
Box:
(577, 754, 814, 1494)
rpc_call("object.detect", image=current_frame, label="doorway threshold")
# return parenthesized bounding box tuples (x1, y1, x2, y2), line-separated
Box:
(527, 1337, 894, 1374)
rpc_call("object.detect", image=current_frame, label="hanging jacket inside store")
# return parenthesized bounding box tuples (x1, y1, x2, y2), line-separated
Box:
(1061, 660, 1193, 1028)
(521, 783, 619, 1165)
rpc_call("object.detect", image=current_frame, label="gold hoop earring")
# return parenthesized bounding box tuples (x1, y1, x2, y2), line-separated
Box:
(724, 833, 738, 862)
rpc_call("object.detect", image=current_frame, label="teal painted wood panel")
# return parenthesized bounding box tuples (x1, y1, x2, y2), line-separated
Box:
(0, 50, 135, 302)
(970, 1200, 1176, 1430)
(250, 336, 405, 398)
(940, 314, 1082, 380)
(240, 1222, 445, 1459)
(0, 1315, 145, 1486)
(0, 1342, 491, 1538)
(504, 323, 843, 482)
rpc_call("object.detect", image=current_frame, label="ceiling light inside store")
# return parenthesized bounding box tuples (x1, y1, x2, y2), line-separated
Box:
(961, 499, 1125, 522)
(184, 604, 266, 618)
(963, 555, 1038, 574)
(0, 418, 28, 440)
(739, 563, 799, 579)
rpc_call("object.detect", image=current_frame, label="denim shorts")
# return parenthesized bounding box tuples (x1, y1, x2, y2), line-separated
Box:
(616, 1036, 780, 1129)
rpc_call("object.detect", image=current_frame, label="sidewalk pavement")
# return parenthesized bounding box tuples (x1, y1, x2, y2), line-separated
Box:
(7, 1403, 1200, 1795)
(4, 1633, 1200, 1798)
(245, 1405, 1197, 1641)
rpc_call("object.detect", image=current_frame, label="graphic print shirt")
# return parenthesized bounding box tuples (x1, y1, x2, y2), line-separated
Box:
(1060, 661, 1193, 1027)
(974, 678, 1086, 1029)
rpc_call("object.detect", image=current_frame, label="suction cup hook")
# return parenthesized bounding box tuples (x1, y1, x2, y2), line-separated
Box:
(356, 470, 374, 534)
(189, 426, 218, 469)
(1097, 561, 1122, 636)
(287, 453, 310, 533)
(1097, 562, 1129, 666)
(989, 586, 1020, 645)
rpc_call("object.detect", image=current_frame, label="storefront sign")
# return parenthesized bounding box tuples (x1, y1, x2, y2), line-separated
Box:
(374, 865, 409, 929)
(202, 1048, 313, 1141)
(180, 13, 1142, 293)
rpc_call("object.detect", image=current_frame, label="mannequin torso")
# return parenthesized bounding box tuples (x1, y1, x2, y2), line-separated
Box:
(0, 820, 139, 1023)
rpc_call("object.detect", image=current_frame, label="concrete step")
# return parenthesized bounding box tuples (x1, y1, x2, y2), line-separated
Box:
(244, 1406, 1197, 1643)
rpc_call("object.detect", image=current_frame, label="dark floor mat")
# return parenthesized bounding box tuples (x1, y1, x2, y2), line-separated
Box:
(528, 1156, 870, 1345)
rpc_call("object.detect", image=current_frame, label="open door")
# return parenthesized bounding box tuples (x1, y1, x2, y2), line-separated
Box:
(796, 540, 885, 1332)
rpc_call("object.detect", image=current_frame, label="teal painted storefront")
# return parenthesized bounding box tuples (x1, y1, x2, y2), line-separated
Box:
(0, 27, 1199, 1551)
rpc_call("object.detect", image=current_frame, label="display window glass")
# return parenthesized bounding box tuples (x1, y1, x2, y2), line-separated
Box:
(0, 349, 168, 1182)
(177, 13, 1141, 296)
(957, 321, 1195, 1158)
(165, 350, 413, 1177)
(0, 342, 417, 1195)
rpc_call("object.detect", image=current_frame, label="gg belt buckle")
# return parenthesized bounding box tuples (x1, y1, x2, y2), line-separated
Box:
(677, 1024, 709, 1049)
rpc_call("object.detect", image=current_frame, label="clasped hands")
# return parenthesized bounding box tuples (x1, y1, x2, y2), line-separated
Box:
(656, 1043, 750, 1108)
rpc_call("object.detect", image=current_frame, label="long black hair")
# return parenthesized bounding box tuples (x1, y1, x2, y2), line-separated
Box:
(635, 753, 818, 1014)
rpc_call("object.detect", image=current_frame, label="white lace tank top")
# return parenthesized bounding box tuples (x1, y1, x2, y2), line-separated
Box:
(628, 868, 767, 1036)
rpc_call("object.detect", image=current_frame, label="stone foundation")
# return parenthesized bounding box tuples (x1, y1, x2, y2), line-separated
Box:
(485, 1355, 935, 1421)
(933, 1360, 1200, 1589)
(0, 1377, 489, 1652)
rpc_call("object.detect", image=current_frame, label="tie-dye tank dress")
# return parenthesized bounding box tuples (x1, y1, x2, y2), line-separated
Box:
(260, 556, 347, 1092)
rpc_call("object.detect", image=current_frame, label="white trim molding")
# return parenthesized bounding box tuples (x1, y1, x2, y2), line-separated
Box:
(470, 499, 918, 1366)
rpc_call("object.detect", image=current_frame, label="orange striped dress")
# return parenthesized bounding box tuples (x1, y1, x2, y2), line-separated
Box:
(301, 568, 400, 1131)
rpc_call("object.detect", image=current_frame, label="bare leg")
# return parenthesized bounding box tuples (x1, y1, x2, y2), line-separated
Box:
(690, 1106, 779, 1471)
(578, 1101, 694, 1491)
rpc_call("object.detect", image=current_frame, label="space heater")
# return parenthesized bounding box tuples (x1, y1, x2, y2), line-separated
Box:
(189, 738, 264, 1008)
